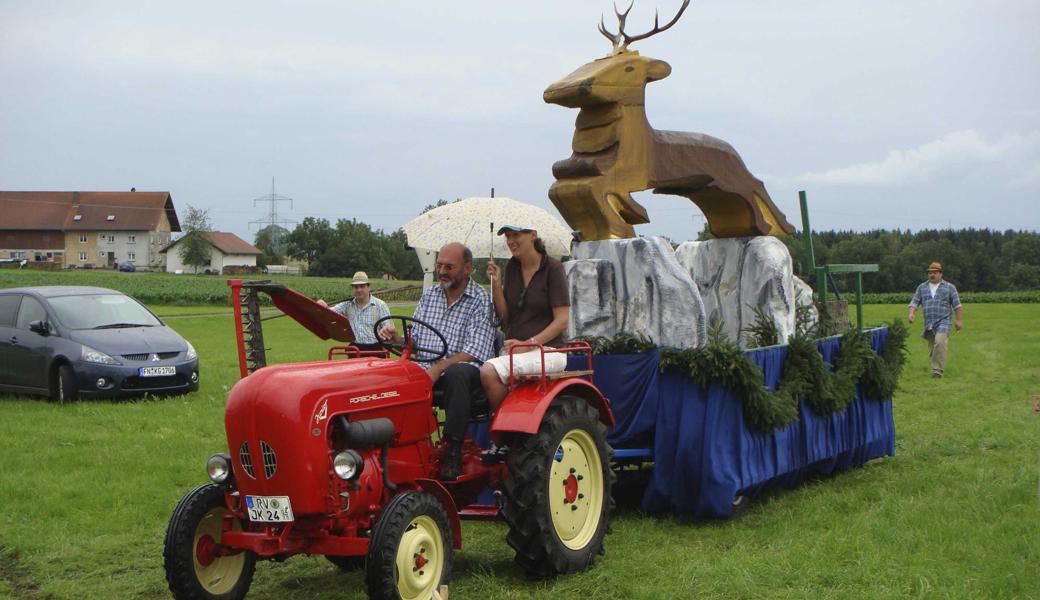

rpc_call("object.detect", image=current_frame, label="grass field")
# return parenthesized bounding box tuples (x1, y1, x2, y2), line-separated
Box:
(0, 304, 1037, 599)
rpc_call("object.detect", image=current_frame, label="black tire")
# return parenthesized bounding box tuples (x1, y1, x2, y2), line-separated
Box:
(501, 395, 615, 577)
(366, 491, 453, 600)
(163, 484, 256, 600)
(325, 554, 366, 571)
(50, 363, 77, 403)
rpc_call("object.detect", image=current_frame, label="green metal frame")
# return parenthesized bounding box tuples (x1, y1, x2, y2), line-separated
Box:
(799, 191, 878, 330)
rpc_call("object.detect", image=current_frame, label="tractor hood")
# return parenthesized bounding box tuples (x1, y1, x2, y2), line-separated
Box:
(224, 357, 433, 513)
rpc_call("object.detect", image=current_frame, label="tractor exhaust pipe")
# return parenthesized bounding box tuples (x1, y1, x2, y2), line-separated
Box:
(338, 416, 397, 492)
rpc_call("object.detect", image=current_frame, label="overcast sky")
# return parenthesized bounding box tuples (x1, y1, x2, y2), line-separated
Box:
(2, 0, 1038, 244)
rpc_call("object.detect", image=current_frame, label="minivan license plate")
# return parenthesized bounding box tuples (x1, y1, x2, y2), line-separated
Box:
(139, 366, 176, 377)
(246, 496, 294, 523)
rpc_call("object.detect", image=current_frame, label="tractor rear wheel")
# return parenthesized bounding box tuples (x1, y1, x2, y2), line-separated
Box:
(163, 484, 256, 600)
(501, 395, 614, 577)
(366, 491, 453, 600)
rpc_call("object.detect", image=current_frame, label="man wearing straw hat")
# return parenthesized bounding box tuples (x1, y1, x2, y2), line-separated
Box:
(908, 261, 963, 378)
(318, 271, 390, 352)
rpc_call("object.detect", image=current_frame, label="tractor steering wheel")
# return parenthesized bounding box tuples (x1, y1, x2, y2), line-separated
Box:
(373, 315, 449, 363)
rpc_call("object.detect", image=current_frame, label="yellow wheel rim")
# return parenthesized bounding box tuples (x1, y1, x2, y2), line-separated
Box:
(548, 428, 604, 550)
(395, 515, 444, 600)
(193, 507, 246, 595)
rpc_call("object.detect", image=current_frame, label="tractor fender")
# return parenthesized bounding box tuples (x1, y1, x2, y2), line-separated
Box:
(414, 479, 462, 550)
(491, 378, 614, 436)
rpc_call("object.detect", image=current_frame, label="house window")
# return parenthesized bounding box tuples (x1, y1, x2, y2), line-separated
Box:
(127, 235, 136, 244)
(73, 215, 82, 221)
(106, 215, 115, 221)
(11, 251, 26, 259)
(79, 252, 87, 261)
(127, 252, 136, 261)
(106, 235, 115, 244)
(79, 235, 87, 243)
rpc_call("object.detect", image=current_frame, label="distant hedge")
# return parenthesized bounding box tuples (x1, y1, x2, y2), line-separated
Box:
(0, 269, 423, 306)
(861, 290, 1040, 304)
(2, 267, 1035, 306)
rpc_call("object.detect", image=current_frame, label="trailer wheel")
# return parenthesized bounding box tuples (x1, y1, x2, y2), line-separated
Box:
(163, 484, 255, 600)
(501, 395, 614, 577)
(366, 491, 452, 600)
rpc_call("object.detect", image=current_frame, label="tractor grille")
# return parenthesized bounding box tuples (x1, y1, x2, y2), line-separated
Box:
(238, 441, 256, 479)
(260, 441, 277, 479)
(121, 351, 180, 361)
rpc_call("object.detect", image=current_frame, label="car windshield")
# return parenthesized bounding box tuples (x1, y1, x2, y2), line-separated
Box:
(48, 293, 162, 329)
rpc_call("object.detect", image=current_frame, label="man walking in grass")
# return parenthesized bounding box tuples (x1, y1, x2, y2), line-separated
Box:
(908, 261, 963, 378)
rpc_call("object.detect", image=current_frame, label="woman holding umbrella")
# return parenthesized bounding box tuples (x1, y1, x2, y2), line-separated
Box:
(480, 223, 570, 411)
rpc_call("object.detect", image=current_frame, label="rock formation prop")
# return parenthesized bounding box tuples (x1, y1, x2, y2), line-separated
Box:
(675, 237, 799, 347)
(566, 236, 817, 350)
(566, 237, 707, 349)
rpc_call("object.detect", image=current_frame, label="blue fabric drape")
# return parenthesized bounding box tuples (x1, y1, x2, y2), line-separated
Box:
(600, 328, 895, 518)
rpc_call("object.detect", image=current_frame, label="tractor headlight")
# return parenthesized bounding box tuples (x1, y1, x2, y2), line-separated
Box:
(207, 453, 233, 483)
(333, 450, 364, 481)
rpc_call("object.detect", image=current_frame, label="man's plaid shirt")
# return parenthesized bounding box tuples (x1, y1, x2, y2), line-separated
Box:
(410, 278, 496, 368)
(909, 280, 961, 334)
(331, 296, 391, 344)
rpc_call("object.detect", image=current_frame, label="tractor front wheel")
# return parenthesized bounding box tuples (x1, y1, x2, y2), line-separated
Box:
(163, 484, 256, 600)
(366, 491, 453, 600)
(501, 395, 614, 577)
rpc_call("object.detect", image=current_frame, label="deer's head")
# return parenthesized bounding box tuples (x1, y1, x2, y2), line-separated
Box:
(543, 0, 689, 109)
(543, 51, 671, 108)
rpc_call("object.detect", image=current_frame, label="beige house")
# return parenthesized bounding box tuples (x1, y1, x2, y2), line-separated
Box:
(162, 232, 262, 274)
(0, 191, 180, 270)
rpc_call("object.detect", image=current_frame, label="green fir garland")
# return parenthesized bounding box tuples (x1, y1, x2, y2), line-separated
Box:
(581, 319, 908, 432)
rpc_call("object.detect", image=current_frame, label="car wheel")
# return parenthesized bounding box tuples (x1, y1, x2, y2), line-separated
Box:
(50, 364, 78, 404)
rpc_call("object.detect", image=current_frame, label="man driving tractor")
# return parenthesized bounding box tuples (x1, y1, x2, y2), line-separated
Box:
(378, 242, 497, 479)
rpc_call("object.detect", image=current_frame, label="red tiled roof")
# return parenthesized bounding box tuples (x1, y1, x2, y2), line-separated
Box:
(0, 191, 181, 232)
(161, 231, 262, 255)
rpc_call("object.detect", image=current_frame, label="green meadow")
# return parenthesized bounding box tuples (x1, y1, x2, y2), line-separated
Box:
(0, 303, 1037, 599)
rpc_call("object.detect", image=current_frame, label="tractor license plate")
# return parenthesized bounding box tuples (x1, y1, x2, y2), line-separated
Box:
(245, 495, 294, 523)
(139, 366, 176, 377)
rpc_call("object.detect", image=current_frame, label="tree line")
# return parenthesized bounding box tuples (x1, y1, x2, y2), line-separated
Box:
(253, 218, 421, 280)
(249, 211, 1040, 293)
(776, 228, 1040, 293)
(253, 199, 461, 280)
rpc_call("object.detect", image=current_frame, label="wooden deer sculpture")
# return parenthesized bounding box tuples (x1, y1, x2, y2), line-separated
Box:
(544, 0, 796, 240)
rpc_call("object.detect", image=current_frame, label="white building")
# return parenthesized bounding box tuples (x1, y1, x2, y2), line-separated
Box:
(162, 232, 262, 274)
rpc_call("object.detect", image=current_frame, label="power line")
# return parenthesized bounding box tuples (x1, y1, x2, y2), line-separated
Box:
(248, 177, 296, 246)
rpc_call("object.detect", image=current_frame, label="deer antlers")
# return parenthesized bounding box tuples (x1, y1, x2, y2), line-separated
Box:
(598, 0, 691, 52)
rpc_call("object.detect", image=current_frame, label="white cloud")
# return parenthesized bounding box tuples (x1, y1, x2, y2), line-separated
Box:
(793, 129, 1040, 186)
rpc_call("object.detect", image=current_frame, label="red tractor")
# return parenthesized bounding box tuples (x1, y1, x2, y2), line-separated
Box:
(163, 281, 615, 600)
